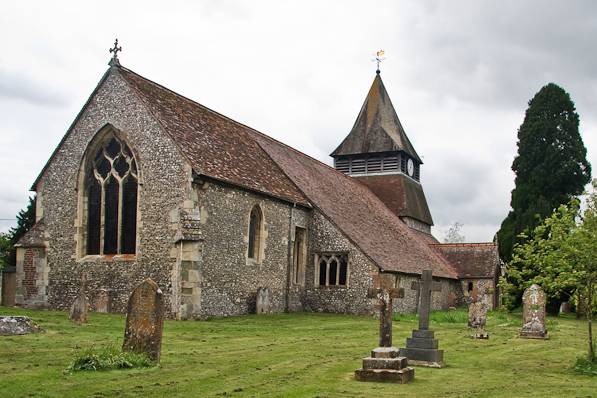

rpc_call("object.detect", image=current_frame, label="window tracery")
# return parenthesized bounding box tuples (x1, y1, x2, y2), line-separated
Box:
(317, 253, 348, 286)
(85, 135, 138, 255)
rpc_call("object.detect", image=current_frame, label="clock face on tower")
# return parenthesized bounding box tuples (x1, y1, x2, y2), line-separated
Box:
(407, 158, 414, 177)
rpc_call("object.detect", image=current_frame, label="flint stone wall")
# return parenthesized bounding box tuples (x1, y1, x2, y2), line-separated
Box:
(303, 211, 376, 315)
(193, 180, 310, 319)
(32, 70, 192, 316)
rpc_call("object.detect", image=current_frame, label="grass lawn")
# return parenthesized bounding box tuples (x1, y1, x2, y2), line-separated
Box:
(0, 306, 595, 397)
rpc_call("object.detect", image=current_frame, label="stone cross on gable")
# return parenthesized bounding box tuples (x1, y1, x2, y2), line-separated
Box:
(368, 273, 404, 347)
(411, 270, 442, 330)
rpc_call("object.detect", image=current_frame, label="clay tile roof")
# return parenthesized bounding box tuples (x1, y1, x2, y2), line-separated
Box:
(354, 174, 433, 225)
(118, 65, 457, 279)
(118, 67, 309, 206)
(14, 219, 45, 248)
(431, 243, 500, 278)
(253, 135, 458, 279)
(331, 73, 421, 163)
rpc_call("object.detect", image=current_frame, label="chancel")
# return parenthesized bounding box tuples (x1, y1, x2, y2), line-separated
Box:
(13, 44, 501, 320)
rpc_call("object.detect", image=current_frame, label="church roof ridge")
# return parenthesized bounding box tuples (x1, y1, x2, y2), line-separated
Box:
(31, 61, 459, 280)
(331, 73, 422, 163)
(118, 64, 457, 279)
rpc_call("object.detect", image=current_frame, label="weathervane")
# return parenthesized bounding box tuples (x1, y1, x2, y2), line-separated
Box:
(373, 50, 385, 74)
(109, 38, 122, 66)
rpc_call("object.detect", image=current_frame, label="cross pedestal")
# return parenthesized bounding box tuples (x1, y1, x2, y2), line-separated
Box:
(355, 273, 414, 383)
(399, 270, 445, 368)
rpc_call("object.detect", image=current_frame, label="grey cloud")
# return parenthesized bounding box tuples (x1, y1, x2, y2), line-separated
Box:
(0, 69, 69, 106)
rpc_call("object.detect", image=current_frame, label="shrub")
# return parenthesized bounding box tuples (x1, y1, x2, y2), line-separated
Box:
(573, 354, 597, 376)
(65, 344, 153, 373)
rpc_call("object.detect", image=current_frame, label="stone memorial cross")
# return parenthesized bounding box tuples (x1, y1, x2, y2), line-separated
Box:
(411, 270, 441, 330)
(367, 273, 404, 347)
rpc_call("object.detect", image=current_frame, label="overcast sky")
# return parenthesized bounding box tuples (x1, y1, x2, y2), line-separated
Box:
(1, 1, 596, 242)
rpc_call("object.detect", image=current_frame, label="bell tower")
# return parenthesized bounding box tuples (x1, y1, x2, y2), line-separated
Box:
(331, 71, 434, 235)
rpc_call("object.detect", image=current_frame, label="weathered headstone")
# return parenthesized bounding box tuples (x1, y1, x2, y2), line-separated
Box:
(468, 285, 489, 339)
(559, 301, 571, 314)
(69, 272, 88, 323)
(94, 289, 111, 313)
(0, 316, 43, 336)
(122, 278, 164, 362)
(399, 270, 445, 367)
(256, 287, 272, 314)
(520, 284, 548, 339)
(355, 273, 414, 384)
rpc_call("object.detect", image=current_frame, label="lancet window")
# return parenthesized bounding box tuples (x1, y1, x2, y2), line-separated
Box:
(317, 253, 348, 287)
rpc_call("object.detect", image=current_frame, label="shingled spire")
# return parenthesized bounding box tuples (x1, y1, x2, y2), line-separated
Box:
(332, 72, 434, 234)
(331, 72, 421, 163)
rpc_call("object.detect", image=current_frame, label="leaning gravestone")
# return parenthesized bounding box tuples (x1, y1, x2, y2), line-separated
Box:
(520, 284, 548, 339)
(468, 285, 489, 339)
(122, 278, 164, 362)
(0, 316, 43, 336)
(69, 272, 88, 323)
(355, 273, 414, 383)
(256, 287, 272, 314)
(399, 270, 445, 368)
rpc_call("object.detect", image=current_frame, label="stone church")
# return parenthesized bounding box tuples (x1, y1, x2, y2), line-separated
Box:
(13, 51, 501, 319)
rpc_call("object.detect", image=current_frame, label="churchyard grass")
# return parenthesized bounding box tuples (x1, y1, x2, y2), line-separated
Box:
(1, 307, 595, 397)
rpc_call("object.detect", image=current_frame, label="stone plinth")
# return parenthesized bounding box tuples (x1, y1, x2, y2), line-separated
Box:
(0, 316, 43, 336)
(355, 347, 414, 383)
(399, 330, 444, 368)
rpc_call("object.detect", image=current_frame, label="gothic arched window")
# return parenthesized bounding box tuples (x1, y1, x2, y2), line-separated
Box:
(85, 135, 138, 255)
(247, 205, 263, 260)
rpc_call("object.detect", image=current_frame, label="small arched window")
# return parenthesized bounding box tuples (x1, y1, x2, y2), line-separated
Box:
(85, 135, 138, 255)
(248, 205, 263, 260)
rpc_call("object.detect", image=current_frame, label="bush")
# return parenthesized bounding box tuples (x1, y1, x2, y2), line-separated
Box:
(65, 344, 153, 373)
(573, 355, 597, 376)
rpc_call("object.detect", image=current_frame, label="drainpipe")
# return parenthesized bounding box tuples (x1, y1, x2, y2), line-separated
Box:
(285, 203, 296, 312)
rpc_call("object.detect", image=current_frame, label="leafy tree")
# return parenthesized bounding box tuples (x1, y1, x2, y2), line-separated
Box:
(5, 196, 36, 267)
(502, 183, 597, 363)
(497, 83, 591, 263)
(443, 222, 465, 243)
(0, 233, 12, 271)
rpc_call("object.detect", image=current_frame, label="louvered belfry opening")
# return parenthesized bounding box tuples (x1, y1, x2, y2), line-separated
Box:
(333, 152, 419, 181)
(85, 135, 138, 255)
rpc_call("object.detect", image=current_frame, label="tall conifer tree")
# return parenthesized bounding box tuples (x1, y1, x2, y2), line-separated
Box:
(498, 83, 591, 263)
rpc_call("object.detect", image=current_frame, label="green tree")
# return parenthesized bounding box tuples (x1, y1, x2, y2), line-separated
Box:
(502, 184, 597, 362)
(6, 196, 36, 266)
(497, 83, 591, 306)
(0, 232, 12, 271)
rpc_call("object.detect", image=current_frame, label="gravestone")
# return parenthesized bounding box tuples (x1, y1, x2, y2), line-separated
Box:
(399, 270, 445, 367)
(0, 316, 43, 336)
(355, 273, 414, 383)
(122, 278, 165, 362)
(256, 287, 272, 314)
(94, 289, 111, 313)
(69, 272, 88, 323)
(520, 284, 548, 339)
(468, 285, 489, 339)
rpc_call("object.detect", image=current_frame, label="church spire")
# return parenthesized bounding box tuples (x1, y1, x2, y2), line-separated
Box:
(331, 72, 421, 164)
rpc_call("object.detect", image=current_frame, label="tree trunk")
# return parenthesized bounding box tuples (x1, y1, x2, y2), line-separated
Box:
(587, 282, 594, 363)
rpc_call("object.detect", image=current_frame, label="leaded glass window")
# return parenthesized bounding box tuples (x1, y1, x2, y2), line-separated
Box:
(85, 136, 138, 255)
(248, 205, 262, 260)
(316, 253, 348, 286)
